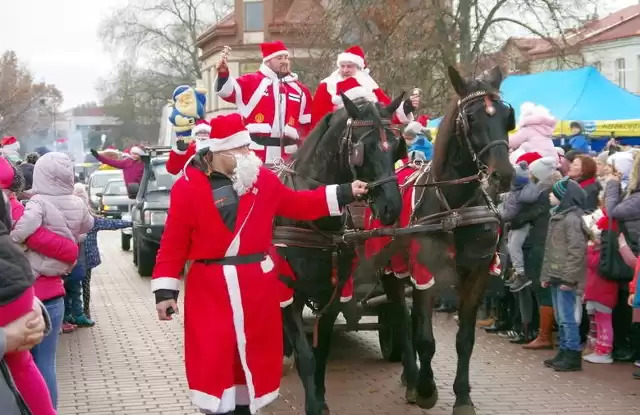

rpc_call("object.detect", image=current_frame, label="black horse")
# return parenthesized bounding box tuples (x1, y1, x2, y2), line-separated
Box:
(362, 66, 515, 415)
(274, 94, 406, 415)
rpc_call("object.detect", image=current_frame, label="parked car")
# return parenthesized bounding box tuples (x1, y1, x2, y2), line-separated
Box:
(131, 147, 177, 276)
(97, 179, 134, 219)
(87, 170, 123, 211)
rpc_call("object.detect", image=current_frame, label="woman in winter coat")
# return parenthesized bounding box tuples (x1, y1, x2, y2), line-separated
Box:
(509, 157, 561, 349)
(9, 152, 94, 408)
(568, 154, 601, 213)
(509, 102, 558, 163)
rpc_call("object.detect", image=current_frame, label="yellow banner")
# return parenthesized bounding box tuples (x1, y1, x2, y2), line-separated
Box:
(554, 120, 640, 137)
(427, 119, 640, 139)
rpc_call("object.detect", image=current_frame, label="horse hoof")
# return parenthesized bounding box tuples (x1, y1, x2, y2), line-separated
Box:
(452, 405, 476, 415)
(405, 387, 417, 404)
(415, 387, 438, 409)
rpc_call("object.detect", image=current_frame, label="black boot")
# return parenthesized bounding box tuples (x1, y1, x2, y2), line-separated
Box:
(553, 350, 582, 372)
(544, 349, 565, 367)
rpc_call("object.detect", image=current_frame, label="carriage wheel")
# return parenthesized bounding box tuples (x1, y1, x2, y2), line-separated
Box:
(378, 304, 403, 362)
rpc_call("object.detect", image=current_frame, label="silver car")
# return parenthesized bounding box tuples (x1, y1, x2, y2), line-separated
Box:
(87, 170, 123, 210)
(97, 179, 134, 219)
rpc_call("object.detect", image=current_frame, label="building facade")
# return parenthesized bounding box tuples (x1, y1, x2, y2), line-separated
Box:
(196, 0, 327, 117)
(496, 5, 640, 94)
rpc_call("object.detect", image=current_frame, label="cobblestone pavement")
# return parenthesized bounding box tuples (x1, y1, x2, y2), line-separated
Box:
(57, 233, 640, 415)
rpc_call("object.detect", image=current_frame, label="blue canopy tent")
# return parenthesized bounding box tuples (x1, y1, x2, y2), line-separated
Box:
(427, 67, 640, 151)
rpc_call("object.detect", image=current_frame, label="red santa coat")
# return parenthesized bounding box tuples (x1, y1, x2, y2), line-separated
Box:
(217, 64, 312, 163)
(310, 70, 413, 129)
(166, 141, 196, 175)
(151, 166, 342, 414)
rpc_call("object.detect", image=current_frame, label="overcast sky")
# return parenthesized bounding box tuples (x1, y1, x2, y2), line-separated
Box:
(0, 0, 636, 110)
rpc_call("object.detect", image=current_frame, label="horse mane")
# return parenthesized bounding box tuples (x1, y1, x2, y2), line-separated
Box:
(292, 113, 334, 168)
(431, 98, 459, 179)
(293, 100, 378, 182)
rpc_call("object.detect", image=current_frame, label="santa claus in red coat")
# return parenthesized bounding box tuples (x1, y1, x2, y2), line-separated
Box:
(152, 113, 367, 415)
(214, 41, 312, 164)
(166, 119, 211, 175)
(310, 45, 420, 128)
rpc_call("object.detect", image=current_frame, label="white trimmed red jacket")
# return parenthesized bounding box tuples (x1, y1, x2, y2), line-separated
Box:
(215, 64, 312, 163)
(310, 70, 414, 129)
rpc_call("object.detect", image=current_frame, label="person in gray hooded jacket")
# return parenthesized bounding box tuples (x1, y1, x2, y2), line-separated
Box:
(541, 178, 588, 372)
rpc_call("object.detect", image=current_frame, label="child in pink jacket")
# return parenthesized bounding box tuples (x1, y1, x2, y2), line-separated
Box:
(509, 102, 558, 164)
(0, 157, 78, 414)
(582, 208, 619, 364)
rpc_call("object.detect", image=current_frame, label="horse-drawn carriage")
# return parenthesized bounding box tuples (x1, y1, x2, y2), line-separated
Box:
(270, 65, 515, 415)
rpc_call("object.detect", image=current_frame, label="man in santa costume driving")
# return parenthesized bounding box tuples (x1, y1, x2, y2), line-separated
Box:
(215, 41, 312, 165)
(310, 45, 420, 128)
(166, 119, 211, 175)
(152, 113, 367, 415)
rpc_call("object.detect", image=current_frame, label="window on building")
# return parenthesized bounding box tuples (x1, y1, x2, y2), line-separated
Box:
(244, 1, 264, 32)
(240, 62, 261, 75)
(592, 61, 601, 72)
(616, 58, 626, 88)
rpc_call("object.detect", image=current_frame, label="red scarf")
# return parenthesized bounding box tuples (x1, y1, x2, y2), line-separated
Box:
(579, 177, 596, 188)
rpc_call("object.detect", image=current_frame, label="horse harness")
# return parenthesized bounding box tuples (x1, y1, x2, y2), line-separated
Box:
(339, 90, 512, 244)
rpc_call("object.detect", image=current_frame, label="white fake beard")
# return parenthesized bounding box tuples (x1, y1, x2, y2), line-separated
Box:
(232, 152, 262, 196)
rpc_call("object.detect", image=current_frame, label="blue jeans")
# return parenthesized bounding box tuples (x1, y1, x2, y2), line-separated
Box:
(31, 297, 64, 408)
(551, 286, 582, 352)
(64, 279, 83, 317)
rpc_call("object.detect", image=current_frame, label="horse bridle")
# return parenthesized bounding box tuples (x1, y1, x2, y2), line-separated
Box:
(455, 90, 511, 175)
(340, 118, 399, 190)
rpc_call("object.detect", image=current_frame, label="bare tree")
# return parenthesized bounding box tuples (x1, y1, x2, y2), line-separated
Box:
(98, 0, 231, 144)
(0, 51, 62, 139)
(100, 0, 232, 81)
(293, 0, 596, 114)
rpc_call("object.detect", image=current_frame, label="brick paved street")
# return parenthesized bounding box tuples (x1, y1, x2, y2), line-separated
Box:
(57, 233, 640, 415)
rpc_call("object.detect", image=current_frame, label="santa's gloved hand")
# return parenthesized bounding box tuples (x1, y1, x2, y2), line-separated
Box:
(176, 139, 188, 152)
(90, 149, 99, 158)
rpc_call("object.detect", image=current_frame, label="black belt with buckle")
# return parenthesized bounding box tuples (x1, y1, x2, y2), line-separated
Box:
(250, 135, 298, 147)
(196, 253, 266, 266)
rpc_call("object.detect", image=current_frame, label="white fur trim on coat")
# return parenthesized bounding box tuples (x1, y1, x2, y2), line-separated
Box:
(151, 277, 181, 292)
(337, 52, 365, 69)
(196, 131, 252, 153)
(325, 184, 341, 216)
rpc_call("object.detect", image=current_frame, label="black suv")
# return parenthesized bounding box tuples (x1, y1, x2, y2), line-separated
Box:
(130, 147, 178, 276)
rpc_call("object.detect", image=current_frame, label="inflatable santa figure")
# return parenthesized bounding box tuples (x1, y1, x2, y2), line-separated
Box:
(310, 45, 420, 128)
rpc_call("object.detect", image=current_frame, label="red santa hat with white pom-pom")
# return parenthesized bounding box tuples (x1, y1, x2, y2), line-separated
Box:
(261, 41, 289, 63)
(191, 119, 211, 137)
(196, 113, 252, 152)
(332, 77, 378, 107)
(337, 45, 369, 73)
(0, 136, 20, 153)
